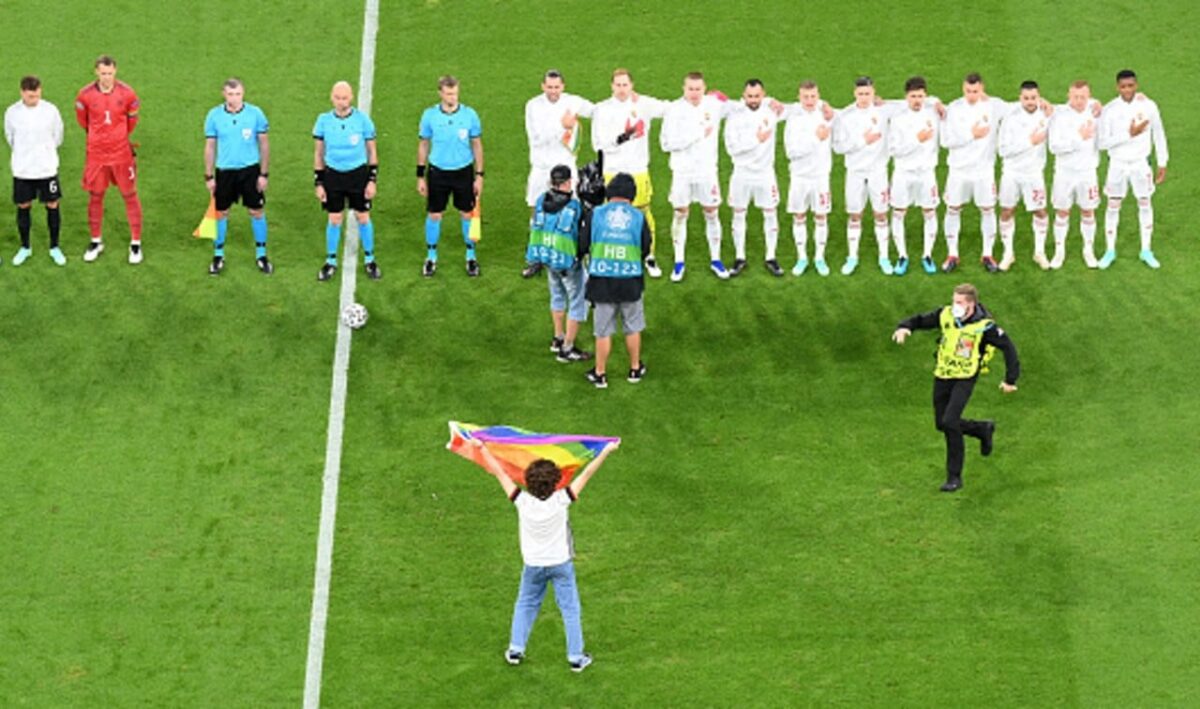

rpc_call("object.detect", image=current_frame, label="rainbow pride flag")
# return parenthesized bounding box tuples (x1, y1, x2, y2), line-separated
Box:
(446, 421, 619, 488)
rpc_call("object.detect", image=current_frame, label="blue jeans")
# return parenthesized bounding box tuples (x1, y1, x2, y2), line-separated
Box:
(547, 265, 588, 322)
(508, 560, 585, 661)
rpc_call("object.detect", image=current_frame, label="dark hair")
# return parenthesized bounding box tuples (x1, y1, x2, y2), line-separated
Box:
(964, 72, 983, 85)
(1019, 80, 1039, 91)
(744, 78, 764, 89)
(95, 54, 116, 68)
(798, 80, 817, 90)
(550, 164, 572, 186)
(543, 69, 563, 81)
(1116, 69, 1137, 82)
(223, 77, 243, 91)
(20, 75, 41, 92)
(685, 71, 704, 82)
(524, 460, 561, 500)
(438, 75, 459, 90)
(904, 76, 927, 93)
(607, 172, 637, 201)
(854, 76, 873, 88)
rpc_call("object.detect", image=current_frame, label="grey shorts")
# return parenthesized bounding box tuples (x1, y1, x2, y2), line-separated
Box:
(592, 298, 645, 338)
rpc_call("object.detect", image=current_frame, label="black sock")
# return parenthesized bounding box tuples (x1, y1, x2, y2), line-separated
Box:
(46, 206, 61, 248)
(17, 207, 31, 248)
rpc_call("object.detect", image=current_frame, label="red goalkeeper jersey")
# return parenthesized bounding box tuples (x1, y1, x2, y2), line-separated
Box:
(75, 80, 140, 165)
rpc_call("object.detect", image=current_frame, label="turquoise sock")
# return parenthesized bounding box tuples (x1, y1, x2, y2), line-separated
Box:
(462, 218, 475, 260)
(251, 215, 267, 258)
(425, 216, 440, 260)
(360, 220, 376, 263)
(215, 217, 228, 257)
(326, 222, 341, 264)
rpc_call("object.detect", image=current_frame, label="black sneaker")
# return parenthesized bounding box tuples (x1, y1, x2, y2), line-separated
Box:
(422, 259, 437, 277)
(505, 649, 524, 666)
(980, 420, 996, 456)
(317, 262, 337, 282)
(764, 259, 784, 277)
(627, 361, 647, 383)
(364, 260, 382, 280)
(585, 369, 608, 389)
(209, 256, 225, 275)
(729, 258, 747, 277)
(557, 346, 594, 363)
(521, 262, 544, 279)
(569, 654, 593, 673)
(550, 336, 565, 353)
(256, 255, 274, 275)
(466, 259, 481, 277)
(940, 476, 963, 493)
(981, 256, 999, 273)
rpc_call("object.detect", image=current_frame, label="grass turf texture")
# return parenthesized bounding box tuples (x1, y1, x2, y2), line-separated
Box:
(2, 0, 1199, 705)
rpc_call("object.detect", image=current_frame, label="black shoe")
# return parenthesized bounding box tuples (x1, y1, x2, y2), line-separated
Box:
(550, 336, 565, 353)
(209, 256, 225, 275)
(521, 262, 543, 279)
(940, 476, 963, 493)
(317, 262, 337, 282)
(466, 259, 481, 277)
(981, 420, 996, 457)
(557, 346, 594, 363)
(505, 649, 524, 666)
(365, 260, 382, 280)
(627, 361, 646, 383)
(256, 255, 274, 275)
(729, 258, 748, 277)
(585, 368, 608, 389)
(981, 256, 1000, 273)
(422, 259, 437, 277)
(764, 259, 784, 277)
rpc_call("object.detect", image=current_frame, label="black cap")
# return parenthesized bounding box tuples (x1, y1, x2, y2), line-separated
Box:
(607, 173, 637, 201)
(550, 164, 572, 185)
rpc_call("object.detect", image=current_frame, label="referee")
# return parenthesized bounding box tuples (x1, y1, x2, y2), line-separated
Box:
(203, 78, 271, 275)
(893, 283, 1020, 492)
(314, 81, 380, 282)
(417, 75, 484, 278)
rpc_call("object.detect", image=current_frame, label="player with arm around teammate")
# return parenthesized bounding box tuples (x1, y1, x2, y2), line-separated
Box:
(314, 81, 379, 282)
(4, 75, 65, 266)
(203, 78, 272, 275)
(1047, 80, 1102, 270)
(887, 76, 942, 276)
(471, 436, 619, 673)
(997, 80, 1052, 270)
(783, 80, 836, 276)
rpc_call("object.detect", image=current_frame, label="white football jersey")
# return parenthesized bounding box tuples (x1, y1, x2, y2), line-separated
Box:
(1099, 95, 1168, 166)
(724, 103, 779, 176)
(888, 104, 940, 172)
(833, 101, 902, 173)
(1049, 105, 1100, 172)
(997, 107, 1049, 176)
(525, 92, 594, 169)
(783, 104, 833, 178)
(4, 99, 64, 179)
(941, 96, 1012, 173)
(590, 94, 667, 174)
(660, 93, 737, 178)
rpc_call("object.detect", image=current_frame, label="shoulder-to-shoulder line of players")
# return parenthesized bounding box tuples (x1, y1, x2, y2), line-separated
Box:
(3, 57, 1168, 279)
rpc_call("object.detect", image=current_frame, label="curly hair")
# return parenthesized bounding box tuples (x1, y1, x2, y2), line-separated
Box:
(524, 460, 562, 500)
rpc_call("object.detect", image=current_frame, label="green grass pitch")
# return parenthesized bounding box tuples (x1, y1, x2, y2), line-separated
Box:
(1, 0, 1198, 705)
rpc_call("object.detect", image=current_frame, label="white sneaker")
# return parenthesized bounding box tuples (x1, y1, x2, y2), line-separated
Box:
(999, 253, 1015, 272)
(1083, 250, 1098, 269)
(83, 241, 105, 262)
(669, 262, 685, 282)
(1049, 250, 1065, 270)
(12, 247, 32, 266)
(1033, 253, 1050, 271)
(644, 258, 662, 278)
(129, 243, 143, 264)
(49, 247, 67, 266)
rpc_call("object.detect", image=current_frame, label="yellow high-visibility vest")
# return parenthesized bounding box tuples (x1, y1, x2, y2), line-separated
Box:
(934, 306, 995, 379)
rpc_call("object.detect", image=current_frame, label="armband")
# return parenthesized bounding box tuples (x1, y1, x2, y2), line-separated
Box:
(368, 165, 378, 182)
(314, 169, 326, 186)
(416, 164, 427, 178)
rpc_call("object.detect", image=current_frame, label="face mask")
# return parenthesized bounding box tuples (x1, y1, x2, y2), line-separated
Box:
(951, 303, 968, 320)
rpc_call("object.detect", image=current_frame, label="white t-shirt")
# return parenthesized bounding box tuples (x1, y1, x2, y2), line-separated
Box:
(1049, 105, 1100, 173)
(783, 104, 833, 178)
(513, 487, 576, 567)
(659, 94, 737, 178)
(888, 104, 941, 172)
(1099, 95, 1168, 166)
(941, 96, 1011, 173)
(997, 107, 1049, 176)
(724, 103, 779, 178)
(4, 99, 64, 179)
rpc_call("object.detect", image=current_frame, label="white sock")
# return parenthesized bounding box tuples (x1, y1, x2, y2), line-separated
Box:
(981, 209, 997, 257)
(671, 212, 687, 264)
(814, 217, 828, 261)
(1081, 215, 1096, 253)
(793, 217, 808, 261)
(1054, 215, 1069, 252)
(944, 208, 961, 257)
(891, 212, 906, 258)
(763, 210, 779, 261)
(1104, 205, 1120, 253)
(1139, 203, 1154, 252)
(923, 212, 938, 259)
(847, 220, 861, 260)
(1033, 215, 1049, 257)
(732, 210, 747, 260)
(999, 217, 1015, 260)
(874, 217, 893, 260)
(704, 211, 723, 261)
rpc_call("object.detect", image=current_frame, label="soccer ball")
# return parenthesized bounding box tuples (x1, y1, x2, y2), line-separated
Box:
(341, 302, 368, 329)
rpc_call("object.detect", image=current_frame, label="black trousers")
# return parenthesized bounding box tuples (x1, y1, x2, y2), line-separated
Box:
(932, 377, 988, 478)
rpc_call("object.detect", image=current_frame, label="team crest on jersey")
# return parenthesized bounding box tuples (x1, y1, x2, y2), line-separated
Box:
(242, 128, 252, 140)
(350, 134, 360, 145)
(605, 208, 633, 230)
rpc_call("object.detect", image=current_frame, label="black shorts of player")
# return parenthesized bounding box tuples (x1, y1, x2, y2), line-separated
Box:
(426, 165, 475, 213)
(214, 165, 265, 211)
(322, 164, 371, 214)
(13, 176, 63, 204)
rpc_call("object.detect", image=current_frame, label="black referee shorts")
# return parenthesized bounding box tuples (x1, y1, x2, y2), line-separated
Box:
(13, 176, 63, 205)
(214, 165, 265, 211)
(426, 165, 475, 214)
(322, 165, 371, 214)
